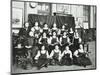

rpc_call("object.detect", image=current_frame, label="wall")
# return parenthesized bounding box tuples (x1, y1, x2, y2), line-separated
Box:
(12, 1, 24, 25)
(90, 6, 96, 28)
(12, 1, 25, 34)
(70, 5, 83, 19)
(52, 4, 57, 15)
(12, 1, 96, 29)
(12, 1, 24, 8)
(25, 2, 38, 22)
(52, 4, 84, 28)
(12, 1, 39, 26)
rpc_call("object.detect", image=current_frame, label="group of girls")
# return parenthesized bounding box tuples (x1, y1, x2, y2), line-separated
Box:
(13, 22, 92, 70)
(34, 44, 92, 70)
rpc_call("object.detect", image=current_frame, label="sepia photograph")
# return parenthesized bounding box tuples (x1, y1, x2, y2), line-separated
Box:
(11, 0, 96, 74)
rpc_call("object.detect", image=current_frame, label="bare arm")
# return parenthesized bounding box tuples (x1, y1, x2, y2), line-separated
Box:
(48, 37, 52, 44)
(34, 51, 40, 60)
(46, 51, 50, 58)
(59, 50, 62, 61)
(61, 50, 65, 57)
(49, 50, 54, 58)
(79, 38, 82, 43)
(60, 37, 62, 45)
(38, 37, 42, 44)
(69, 51, 73, 59)
(67, 37, 70, 43)
(74, 50, 79, 57)
(57, 37, 59, 44)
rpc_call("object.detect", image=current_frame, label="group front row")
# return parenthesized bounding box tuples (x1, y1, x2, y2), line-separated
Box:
(17, 44, 92, 70)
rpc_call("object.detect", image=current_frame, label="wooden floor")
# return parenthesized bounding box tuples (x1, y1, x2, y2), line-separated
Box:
(11, 41, 96, 74)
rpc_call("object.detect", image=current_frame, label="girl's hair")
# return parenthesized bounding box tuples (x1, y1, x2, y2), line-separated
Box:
(79, 44, 83, 48)
(42, 32, 47, 37)
(55, 45, 59, 48)
(41, 45, 45, 49)
(24, 22, 29, 27)
(65, 46, 69, 50)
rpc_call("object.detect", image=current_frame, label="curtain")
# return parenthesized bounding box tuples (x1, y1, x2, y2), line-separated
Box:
(28, 14, 75, 29)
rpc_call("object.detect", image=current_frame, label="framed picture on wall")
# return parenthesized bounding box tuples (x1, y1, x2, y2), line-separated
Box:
(12, 7, 23, 28)
(75, 17, 84, 28)
(56, 4, 71, 14)
(38, 3, 50, 15)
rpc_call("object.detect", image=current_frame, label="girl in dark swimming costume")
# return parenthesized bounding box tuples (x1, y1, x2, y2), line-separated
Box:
(34, 46, 49, 70)
(50, 45, 61, 65)
(34, 22, 40, 35)
(50, 32, 59, 50)
(73, 44, 92, 67)
(61, 46, 73, 66)
(43, 23, 49, 35)
(72, 33, 82, 53)
(61, 25, 66, 34)
(60, 32, 70, 52)
(39, 32, 48, 50)
(52, 23, 58, 34)
(39, 33, 48, 44)
(69, 28, 74, 43)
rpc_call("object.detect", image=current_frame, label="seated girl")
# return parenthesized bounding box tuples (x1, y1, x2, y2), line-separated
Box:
(50, 32, 59, 50)
(49, 45, 61, 65)
(68, 28, 74, 43)
(39, 32, 48, 49)
(38, 32, 48, 47)
(60, 32, 70, 52)
(34, 46, 49, 70)
(60, 46, 73, 66)
(72, 33, 82, 53)
(73, 44, 92, 67)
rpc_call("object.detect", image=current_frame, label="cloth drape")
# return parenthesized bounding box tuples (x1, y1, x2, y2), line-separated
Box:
(28, 14, 75, 29)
